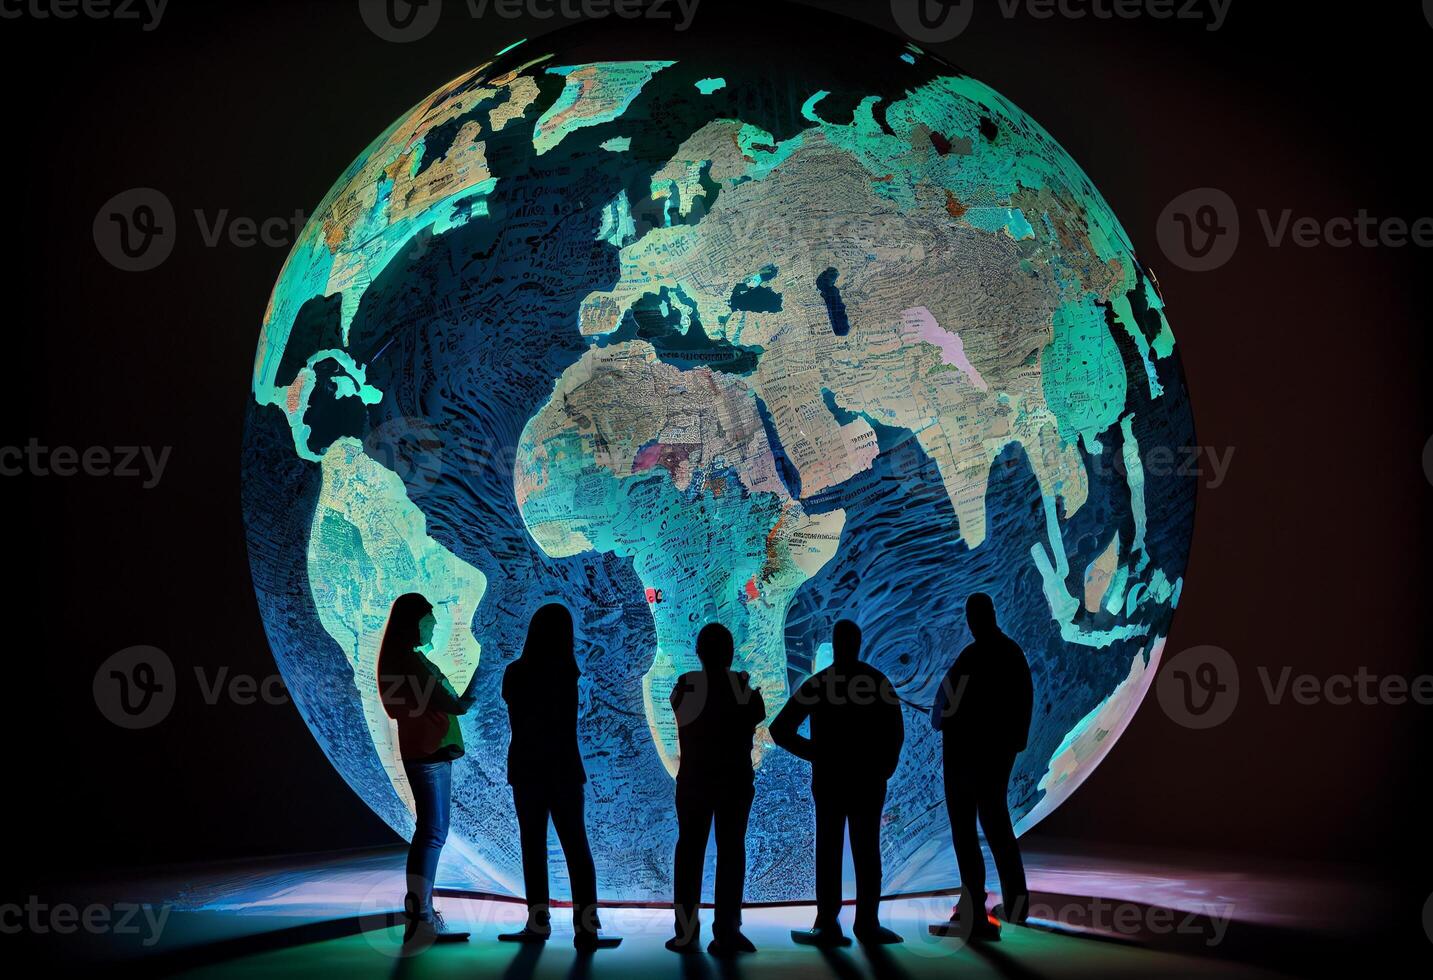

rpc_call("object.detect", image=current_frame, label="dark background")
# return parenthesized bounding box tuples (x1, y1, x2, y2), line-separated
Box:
(4, 0, 1430, 940)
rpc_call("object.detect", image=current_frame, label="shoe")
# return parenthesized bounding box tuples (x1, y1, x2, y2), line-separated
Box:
(500, 908, 552, 942)
(791, 926, 852, 947)
(573, 931, 622, 950)
(969, 914, 1002, 942)
(401, 915, 434, 953)
(928, 907, 1002, 942)
(707, 929, 757, 955)
(666, 934, 701, 954)
(853, 924, 904, 945)
(401, 910, 469, 952)
(992, 897, 1030, 926)
(430, 909, 470, 943)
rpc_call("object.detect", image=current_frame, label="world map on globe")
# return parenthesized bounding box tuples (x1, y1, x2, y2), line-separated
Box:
(242, 9, 1195, 902)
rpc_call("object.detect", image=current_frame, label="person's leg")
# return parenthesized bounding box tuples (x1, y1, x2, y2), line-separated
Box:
(672, 779, 713, 943)
(712, 780, 754, 937)
(403, 760, 451, 922)
(848, 780, 886, 931)
(549, 783, 600, 934)
(512, 783, 552, 931)
(812, 790, 846, 930)
(945, 759, 987, 920)
(977, 752, 1028, 922)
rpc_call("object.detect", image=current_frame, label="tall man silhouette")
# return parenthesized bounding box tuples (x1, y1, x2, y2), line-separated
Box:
(666, 623, 766, 955)
(771, 619, 904, 947)
(932, 593, 1034, 941)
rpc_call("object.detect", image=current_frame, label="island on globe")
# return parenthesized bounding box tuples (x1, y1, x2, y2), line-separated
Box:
(242, 5, 1195, 902)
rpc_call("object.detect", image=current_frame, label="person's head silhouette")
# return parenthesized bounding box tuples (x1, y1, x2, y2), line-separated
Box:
(966, 592, 999, 640)
(379, 592, 435, 672)
(696, 622, 735, 672)
(521, 602, 579, 677)
(832, 619, 862, 665)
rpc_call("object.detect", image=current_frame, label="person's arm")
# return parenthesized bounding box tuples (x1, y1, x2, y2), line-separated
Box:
(939, 650, 973, 730)
(417, 659, 476, 715)
(376, 658, 404, 719)
(746, 685, 767, 729)
(670, 671, 699, 728)
(930, 669, 951, 731)
(1015, 649, 1035, 750)
(879, 675, 905, 779)
(734, 671, 766, 727)
(768, 681, 816, 762)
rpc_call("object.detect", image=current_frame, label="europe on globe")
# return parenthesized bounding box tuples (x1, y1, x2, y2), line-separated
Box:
(242, 6, 1196, 902)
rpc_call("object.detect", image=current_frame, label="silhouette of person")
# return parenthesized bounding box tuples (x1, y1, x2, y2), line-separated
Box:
(932, 593, 1034, 940)
(666, 623, 766, 956)
(497, 603, 621, 950)
(770, 620, 904, 947)
(376, 592, 476, 950)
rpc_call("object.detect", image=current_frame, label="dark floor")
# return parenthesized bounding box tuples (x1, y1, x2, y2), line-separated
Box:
(15, 842, 1411, 977)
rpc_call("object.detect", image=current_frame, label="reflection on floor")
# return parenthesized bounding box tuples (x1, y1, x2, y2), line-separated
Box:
(29, 840, 1399, 977)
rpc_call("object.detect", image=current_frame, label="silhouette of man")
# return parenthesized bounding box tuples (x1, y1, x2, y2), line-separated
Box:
(665, 623, 766, 956)
(932, 593, 1034, 941)
(770, 620, 904, 947)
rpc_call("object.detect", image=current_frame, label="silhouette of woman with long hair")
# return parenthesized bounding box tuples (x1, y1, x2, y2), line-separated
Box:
(497, 603, 621, 950)
(376, 592, 477, 950)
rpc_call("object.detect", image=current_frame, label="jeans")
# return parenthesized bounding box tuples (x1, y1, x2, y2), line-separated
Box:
(512, 782, 600, 932)
(814, 781, 887, 931)
(946, 750, 1028, 920)
(403, 758, 452, 921)
(672, 778, 754, 940)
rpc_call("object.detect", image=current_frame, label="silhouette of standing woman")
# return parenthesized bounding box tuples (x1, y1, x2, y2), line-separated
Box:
(497, 603, 621, 950)
(376, 592, 476, 950)
(666, 623, 765, 955)
(931, 593, 1034, 942)
(771, 619, 905, 947)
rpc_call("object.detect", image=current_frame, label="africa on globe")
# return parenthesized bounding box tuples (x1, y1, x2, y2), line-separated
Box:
(242, 6, 1195, 901)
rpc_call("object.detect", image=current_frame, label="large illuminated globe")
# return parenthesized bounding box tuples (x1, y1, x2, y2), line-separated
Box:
(242, 7, 1195, 901)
